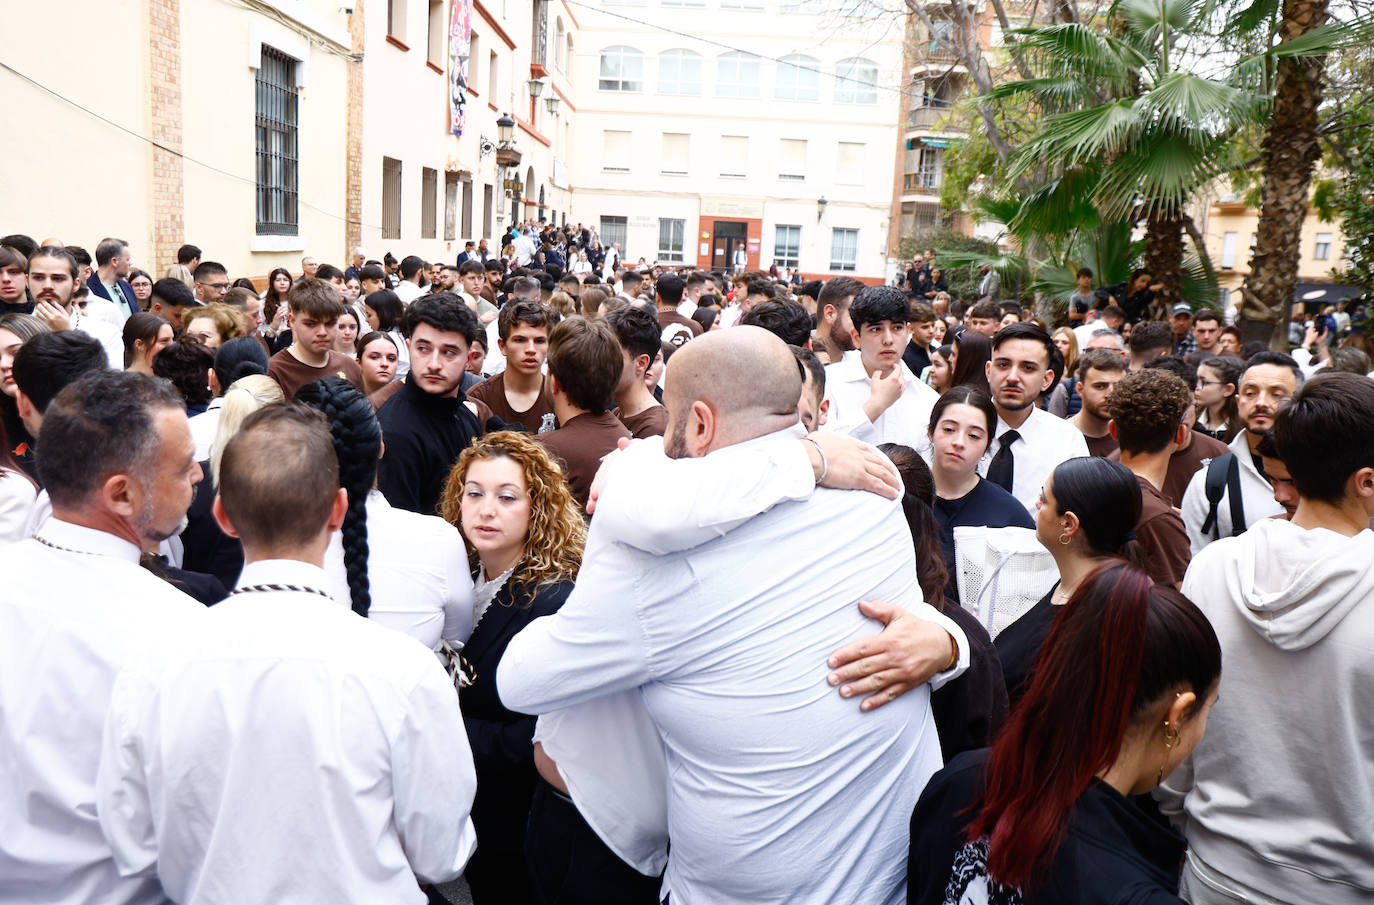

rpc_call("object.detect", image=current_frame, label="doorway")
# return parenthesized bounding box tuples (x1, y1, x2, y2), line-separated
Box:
(712, 220, 747, 271)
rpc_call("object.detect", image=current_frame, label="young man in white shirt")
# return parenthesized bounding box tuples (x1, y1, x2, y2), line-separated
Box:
(0, 370, 205, 905)
(97, 405, 477, 904)
(823, 284, 938, 447)
(1160, 370, 1374, 905)
(26, 246, 124, 367)
(394, 255, 428, 304)
(981, 322, 1090, 515)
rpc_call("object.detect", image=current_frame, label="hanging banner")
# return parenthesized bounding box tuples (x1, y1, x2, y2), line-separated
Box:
(448, 0, 472, 136)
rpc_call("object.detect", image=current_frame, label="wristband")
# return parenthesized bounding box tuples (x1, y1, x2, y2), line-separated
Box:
(801, 435, 827, 485)
(942, 633, 959, 673)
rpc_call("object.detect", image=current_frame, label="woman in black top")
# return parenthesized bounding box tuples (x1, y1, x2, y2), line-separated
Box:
(909, 562, 1221, 905)
(881, 443, 1008, 760)
(927, 387, 1035, 582)
(439, 431, 587, 905)
(996, 457, 1145, 704)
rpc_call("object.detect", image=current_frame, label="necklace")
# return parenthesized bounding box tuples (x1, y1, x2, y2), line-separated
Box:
(32, 535, 100, 556)
(229, 583, 331, 600)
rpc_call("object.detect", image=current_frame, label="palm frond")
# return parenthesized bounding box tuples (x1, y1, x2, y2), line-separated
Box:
(1011, 99, 1146, 175)
(1143, 72, 1266, 133)
(983, 77, 1096, 108)
(1009, 165, 1103, 238)
(1118, 0, 1200, 33)
(1227, 0, 1280, 36)
(1093, 130, 1238, 220)
(932, 249, 1033, 286)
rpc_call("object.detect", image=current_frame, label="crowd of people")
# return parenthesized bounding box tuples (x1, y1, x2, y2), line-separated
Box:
(1, 220, 1371, 905)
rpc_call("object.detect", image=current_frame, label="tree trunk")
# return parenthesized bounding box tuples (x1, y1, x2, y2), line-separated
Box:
(1237, 0, 1329, 350)
(1143, 208, 1184, 320)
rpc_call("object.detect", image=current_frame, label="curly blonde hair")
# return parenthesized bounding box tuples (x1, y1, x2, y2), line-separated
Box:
(440, 430, 585, 593)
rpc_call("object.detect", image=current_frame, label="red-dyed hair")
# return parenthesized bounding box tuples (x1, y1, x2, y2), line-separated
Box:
(966, 561, 1220, 890)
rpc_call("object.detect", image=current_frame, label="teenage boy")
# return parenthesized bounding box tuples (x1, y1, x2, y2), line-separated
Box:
(605, 303, 668, 438)
(458, 260, 498, 324)
(1160, 370, 1374, 905)
(1179, 352, 1295, 552)
(1069, 348, 1128, 457)
(902, 301, 938, 376)
(1067, 267, 1095, 324)
(466, 300, 558, 434)
(822, 285, 938, 446)
(266, 277, 365, 400)
(537, 317, 633, 508)
(1106, 369, 1193, 587)
(981, 322, 1090, 515)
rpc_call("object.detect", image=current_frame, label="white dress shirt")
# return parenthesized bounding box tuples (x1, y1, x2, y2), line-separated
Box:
(71, 309, 124, 369)
(823, 350, 940, 448)
(1179, 430, 1283, 554)
(323, 490, 474, 652)
(0, 469, 36, 544)
(499, 429, 957, 905)
(0, 519, 204, 905)
(96, 559, 478, 905)
(187, 397, 224, 462)
(979, 406, 1091, 516)
(395, 280, 425, 305)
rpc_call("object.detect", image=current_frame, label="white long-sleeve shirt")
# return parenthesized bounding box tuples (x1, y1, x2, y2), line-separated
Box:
(323, 490, 474, 652)
(979, 406, 1091, 517)
(1180, 430, 1284, 554)
(499, 429, 957, 905)
(96, 559, 478, 905)
(822, 350, 939, 448)
(0, 519, 204, 905)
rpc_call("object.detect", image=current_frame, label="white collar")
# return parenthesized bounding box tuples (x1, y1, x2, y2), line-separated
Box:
(236, 559, 336, 600)
(35, 517, 144, 564)
(833, 349, 917, 386)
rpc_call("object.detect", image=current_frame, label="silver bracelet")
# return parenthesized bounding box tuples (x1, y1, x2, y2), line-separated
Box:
(801, 435, 828, 485)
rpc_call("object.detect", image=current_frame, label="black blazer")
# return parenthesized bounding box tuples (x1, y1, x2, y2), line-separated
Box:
(464, 578, 574, 857)
(86, 273, 137, 315)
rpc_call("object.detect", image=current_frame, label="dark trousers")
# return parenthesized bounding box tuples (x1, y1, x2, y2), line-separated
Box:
(525, 778, 664, 905)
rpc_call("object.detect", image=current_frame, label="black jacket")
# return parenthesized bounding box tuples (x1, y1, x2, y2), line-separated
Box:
(179, 461, 244, 589)
(375, 372, 484, 516)
(909, 749, 1187, 905)
(903, 340, 932, 378)
(930, 604, 1007, 761)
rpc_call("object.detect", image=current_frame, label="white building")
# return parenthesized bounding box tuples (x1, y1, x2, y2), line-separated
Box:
(569, 0, 904, 282)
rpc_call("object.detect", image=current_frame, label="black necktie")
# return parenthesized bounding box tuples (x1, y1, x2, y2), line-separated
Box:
(987, 429, 1020, 492)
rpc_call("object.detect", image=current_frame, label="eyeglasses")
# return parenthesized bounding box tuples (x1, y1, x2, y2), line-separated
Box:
(1196, 379, 1224, 388)
(201, 282, 229, 291)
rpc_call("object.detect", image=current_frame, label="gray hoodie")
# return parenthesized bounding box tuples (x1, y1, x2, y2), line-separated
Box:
(1158, 518, 1374, 904)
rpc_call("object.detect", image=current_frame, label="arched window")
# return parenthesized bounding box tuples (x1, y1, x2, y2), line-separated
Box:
(565, 35, 574, 75)
(835, 57, 879, 104)
(599, 46, 644, 92)
(658, 49, 703, 95)
(554, 19, 565, 70)
(775, 54, 820, 101)
(716, 51, 761, 99)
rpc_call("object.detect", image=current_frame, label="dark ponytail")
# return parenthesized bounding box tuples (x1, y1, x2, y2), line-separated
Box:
(1049, 457, 1148, 570)
(878, 443, 950, 605)
(296, 377, 380, 616)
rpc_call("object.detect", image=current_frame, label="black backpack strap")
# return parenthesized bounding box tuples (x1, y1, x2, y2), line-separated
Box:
(1226, 453, 1246, 536)
(1201, 453, 1233, 539)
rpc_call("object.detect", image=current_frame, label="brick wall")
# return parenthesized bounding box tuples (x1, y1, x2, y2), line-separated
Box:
(148, 0, 184, 275)
(345, 0, 365, 256)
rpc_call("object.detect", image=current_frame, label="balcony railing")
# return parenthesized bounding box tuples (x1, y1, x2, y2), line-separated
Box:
(903, 172, 941, 193)
(907, 105, 961, 130)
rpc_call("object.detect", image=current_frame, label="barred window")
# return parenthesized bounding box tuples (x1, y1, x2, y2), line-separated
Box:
(255, 47, 299, 235)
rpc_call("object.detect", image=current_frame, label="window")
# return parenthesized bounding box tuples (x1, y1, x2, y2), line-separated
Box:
(554, 19, 565, 70)
(387, 0, 406, 41)
(911, 146, 941, 190)
(661, 133, 690, 175)
(482, 184, 493, 239)
(422, 167, 438, 239)
(721, 0, 764, 8)
(603, 130, 631, 173)
(716, 51, 761, 98)
(836, 142, 864, 186)
(778, 139, 806, 181)
(1220, 231, 1238, 268)
(255, 47, 299, 235)
(428, 0, 444, 65)
(663, 0, 706, 7)
(1314, 232, 1332, 260)
(461, 179, 474, 239)
(835, 58, 879, 104)
(720, 135, 748, 177)
(468, 34, 480, 90)
(781, 0, 823, 11)
(830, 228, 858, 272)
(600, 216, 628, 251)
(658, 219, 686, 262)
(444, 172, 458, 241)
(599, 46, 643, 91)
(775, 54, 820, 101)
(565, 36, 574, 78)
(774, 224, 801, 269)
(489, 51, 499, 99)
(658, 49, 703, 95)
(382, 157, 402, 239)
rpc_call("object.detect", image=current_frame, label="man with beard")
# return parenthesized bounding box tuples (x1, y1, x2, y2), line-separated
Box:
(87, 237, 137, 321)
(27, 246, 122, 367)
(266, 277, 364, 400)
(0, 370, 205, 904)
(376, 295, 488, 515)
(1068, 348, 1128, 457)
(1180, 352, 1296, 552)
(810, 276, 864, 364)
(981, 323, 1090, 516)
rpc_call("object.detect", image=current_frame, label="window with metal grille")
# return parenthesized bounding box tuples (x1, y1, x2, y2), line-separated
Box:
(422, 167, 438, 239)
(382, 157, 402, 239)
(600, 216, 628, 252)
(482, 184, 493, 239)
(658, 219, 685, 262)
(445, 172, 459, 241)
(774, 225, 801, 269)
(255, 47, 299, 236)
(830, 228, 858, 272)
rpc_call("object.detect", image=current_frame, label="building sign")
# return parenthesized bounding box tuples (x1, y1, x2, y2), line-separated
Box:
(552, 160, 569, 190)
(504, 177, 524, 194)
(448, 0, 473, 136)
(700, 196, 765, 219)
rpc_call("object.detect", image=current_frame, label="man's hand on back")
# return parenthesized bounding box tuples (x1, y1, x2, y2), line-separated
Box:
(826, 600, 957, 711)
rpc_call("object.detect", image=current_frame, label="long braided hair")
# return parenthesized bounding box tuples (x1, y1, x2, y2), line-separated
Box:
(296, 377, 380, 616)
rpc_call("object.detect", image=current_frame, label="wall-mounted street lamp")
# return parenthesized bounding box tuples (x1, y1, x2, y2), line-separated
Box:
(817, 196, 828, 221)
(544, 94, 560, 116)
(527, 77, 546, 99)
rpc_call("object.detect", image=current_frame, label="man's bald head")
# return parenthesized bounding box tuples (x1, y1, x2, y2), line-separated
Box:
(664, 326, 803, 457)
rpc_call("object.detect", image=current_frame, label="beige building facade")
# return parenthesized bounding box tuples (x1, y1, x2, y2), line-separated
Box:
(1200, 198, 1348, 303)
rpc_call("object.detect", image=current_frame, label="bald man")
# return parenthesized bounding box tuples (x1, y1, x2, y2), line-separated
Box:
(499, 327, 967, 905)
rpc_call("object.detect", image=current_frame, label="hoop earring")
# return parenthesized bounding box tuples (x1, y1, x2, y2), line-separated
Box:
(1058, 532, 1071, 546)
(1156, 721, 1182, 785)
